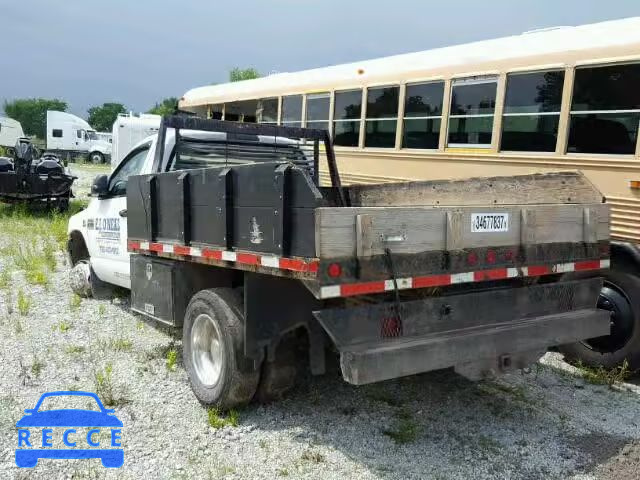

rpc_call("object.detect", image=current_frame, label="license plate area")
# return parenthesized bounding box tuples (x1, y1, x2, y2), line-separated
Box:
(471, 213, 509, 232)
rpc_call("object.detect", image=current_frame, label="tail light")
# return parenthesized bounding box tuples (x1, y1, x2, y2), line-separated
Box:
(327, 263, 342, 278)
(486, 250, 497, 264)
(467, 252, 478, 266)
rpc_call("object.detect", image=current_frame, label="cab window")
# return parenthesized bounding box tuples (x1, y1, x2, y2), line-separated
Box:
(108, 146, 150, 196)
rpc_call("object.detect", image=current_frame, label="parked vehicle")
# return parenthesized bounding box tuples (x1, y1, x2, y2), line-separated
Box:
(0, 138, 75, 210)
(0, 117, 25, 156)
(111, 113, 160, 169)
(68, 117, 611, 408)
(46, 111, 112, 164)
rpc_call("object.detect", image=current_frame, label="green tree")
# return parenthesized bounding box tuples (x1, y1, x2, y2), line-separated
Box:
(228, 67, 261, 82)
(3, 98, 67, 139)
(87, 102, 126, 131)
(147, 97, 179, 116)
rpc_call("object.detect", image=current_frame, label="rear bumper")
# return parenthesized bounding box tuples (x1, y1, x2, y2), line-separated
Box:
(314, 278, 609, 384)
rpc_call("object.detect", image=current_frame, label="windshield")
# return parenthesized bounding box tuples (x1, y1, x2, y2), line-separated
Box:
(87, 131, 98, 140)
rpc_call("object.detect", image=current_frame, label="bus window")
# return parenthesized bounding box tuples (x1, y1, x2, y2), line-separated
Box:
(282, 95, 303, 127)
(364, 86, 399, 148)
(333, 89, 362, 147)
(225, 100, 258, 122)
(257, 98, 278, 124)
(501, 70, 564, 152)
(305, 93, 330, 132)
(568, 63, 640, 155)
(403, 81, 444, 149)
(448, 77, 497, 148)
(210, 104, 223, 120)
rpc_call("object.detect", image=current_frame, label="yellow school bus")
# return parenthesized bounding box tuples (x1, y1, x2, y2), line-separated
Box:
(179, 17, 640, 368)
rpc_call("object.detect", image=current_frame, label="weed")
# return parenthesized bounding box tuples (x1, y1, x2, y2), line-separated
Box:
(300, 449, 325, 463)
(207, 407, 240, 429)
(365, 386, 402, 407)
(0, 269, 11, 289)
(13, 317, 24, 334)
(110, 338, 132, 352)
(17, 289, 31, 316)
(166, 348, 178, 371)
(575, 360, 633, 387)
(31, 359, 45, 378)
(93, 363, 126, 407)
(70, 294, 82, 310)
(53, 320, 72, 333)
(136, 321, 144, 331)
(65, 345, 86, 355)
(25, 269, 48, 286)
(277, 468, 289, 477)
(97, 304, 106, 316)
(382, 408, 419, 444)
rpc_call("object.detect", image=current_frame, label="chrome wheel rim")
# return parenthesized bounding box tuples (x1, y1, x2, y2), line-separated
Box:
(191, 313, 224, 387)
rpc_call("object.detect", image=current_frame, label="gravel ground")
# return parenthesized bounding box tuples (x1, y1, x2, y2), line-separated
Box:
(0, 164, 639, 479)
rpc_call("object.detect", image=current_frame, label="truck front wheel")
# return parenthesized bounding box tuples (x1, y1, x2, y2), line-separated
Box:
(559, 270, 640, 370)
(183, 288, 260, 409)
(90, 151, 104, 164)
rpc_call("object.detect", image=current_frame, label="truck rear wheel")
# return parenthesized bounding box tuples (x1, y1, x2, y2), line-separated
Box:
(183, 288, 260, 409)
(559, 270, 640, 370)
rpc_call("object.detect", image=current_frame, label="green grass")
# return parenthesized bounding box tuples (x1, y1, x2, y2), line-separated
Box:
(110, 338, 133, 352)
(575, 359, 633, 387)
(97, 304, 106, 316)
(207, 407, 240, 429)
(94, 362, 126, 407)
(17, 289, 31, 316)
(53, 320, 72, 333)
(166, 348, 178, 371)
(31, 359, 45, 378)
(70, 294, 82, 309)
(65, 345, 86, 354)
(0, 269, 11, 289)
(382, 408, 419, 445)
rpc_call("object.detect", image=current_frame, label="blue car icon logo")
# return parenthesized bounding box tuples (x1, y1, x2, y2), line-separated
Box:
(15, 391, 123, 468)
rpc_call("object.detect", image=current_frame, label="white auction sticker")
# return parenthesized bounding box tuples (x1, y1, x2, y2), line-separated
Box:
(471, 213, 509, 233)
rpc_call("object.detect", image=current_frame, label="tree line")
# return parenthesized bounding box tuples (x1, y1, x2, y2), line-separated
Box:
(2, 67, 261, 139)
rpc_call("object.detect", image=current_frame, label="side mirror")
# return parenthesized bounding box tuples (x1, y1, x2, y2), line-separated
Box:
(91, 174, 109, 196)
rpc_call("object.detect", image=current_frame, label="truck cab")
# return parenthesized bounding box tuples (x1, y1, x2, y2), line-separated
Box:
(46, 111, 112, 164)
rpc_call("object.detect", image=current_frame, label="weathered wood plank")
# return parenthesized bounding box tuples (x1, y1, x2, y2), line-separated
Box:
(316, 203, 609, 258)
(356, 214, 374, 258)
(345, 171, 604, 207)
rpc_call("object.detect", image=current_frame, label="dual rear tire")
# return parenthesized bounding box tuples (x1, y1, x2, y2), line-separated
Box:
(182, 288, 300, 409)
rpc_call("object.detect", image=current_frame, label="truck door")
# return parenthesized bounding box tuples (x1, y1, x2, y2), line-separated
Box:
(88, 142, 151, 288)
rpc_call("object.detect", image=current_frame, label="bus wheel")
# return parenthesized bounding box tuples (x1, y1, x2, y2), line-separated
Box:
(183, 288, 260, 409)
(90, 151, 104, 164)
(559, 271, 640, 370)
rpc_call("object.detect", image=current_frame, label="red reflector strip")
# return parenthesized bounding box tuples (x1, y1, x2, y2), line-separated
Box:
(341, 281, 387, 297)
(575, 260, 602, 271)
(236, 253, 260, 265)
(149, 243, 163, 253)
(474, 268, 508, 281)
(412, 274, 451, 288)
(202, 248, 223, 260)
(173, 245, 191, 256)
(127, 240, 319, 276)
(527, 265, 551, 276)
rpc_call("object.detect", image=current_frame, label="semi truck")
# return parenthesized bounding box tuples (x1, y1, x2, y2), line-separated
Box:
(0, 117, 25, 156)
(67, 116, 613, 408)
(46, 111, 112, 164)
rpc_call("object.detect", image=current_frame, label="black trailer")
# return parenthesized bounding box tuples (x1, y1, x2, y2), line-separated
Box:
(126, 117, 611, 408)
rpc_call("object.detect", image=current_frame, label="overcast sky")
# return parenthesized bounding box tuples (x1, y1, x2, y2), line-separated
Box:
(1, 0, 638, 118)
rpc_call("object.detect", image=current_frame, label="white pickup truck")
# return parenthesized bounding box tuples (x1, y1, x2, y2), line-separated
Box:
(66, 117, 620, 409)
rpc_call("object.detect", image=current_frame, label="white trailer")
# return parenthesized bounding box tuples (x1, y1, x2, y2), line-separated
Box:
(46, 111, 112, 164)
(0, 117, 25, 154)
(111, 113, 160, 169)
